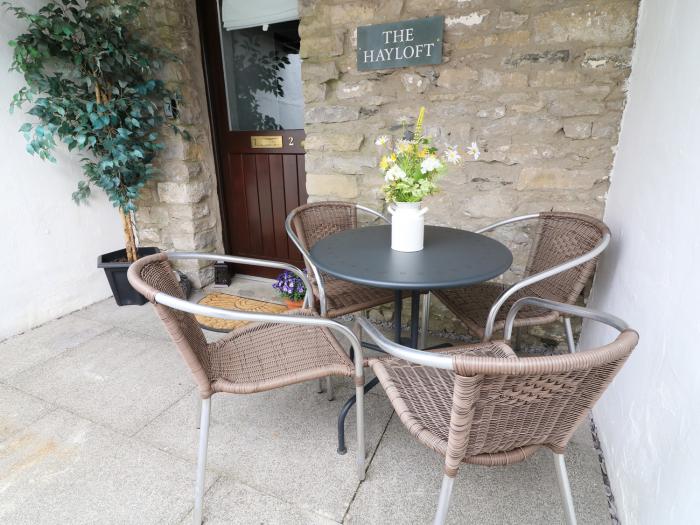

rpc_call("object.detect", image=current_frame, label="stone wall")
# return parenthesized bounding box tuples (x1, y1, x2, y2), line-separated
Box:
(300, 0, 639, 331)
(134, 0, 223, 287)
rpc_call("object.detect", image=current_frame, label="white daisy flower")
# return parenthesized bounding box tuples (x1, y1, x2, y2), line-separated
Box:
(375, 135, 390, 146)
(466, 142, 481, 160)
(420, 156, 443, 174)
(385, 164, 407, 182)
(444, 148, 462, 165)
(397, 115, 410, 125)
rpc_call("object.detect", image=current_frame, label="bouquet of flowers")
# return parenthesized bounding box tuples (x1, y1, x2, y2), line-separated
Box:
(272, 270, 306, 303)
(375, 107, 480, 203)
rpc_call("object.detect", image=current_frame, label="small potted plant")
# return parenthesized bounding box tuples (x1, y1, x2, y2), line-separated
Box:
(273, 271, 306, 309)
(375, 107, 480, 252)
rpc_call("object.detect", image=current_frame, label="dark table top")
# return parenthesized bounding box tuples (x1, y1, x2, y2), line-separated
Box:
(309, 225, 512, 290)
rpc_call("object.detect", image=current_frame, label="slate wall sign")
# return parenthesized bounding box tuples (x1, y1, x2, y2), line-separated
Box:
(357, 16, 444, 71)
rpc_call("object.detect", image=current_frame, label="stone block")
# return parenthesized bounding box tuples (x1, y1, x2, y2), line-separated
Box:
(534, 2, 637, 45)
(157, 180, 207, 204)
(303, 82, 326, 103)
(482, 115, 562, 137)
(480, 69, 528, 90)
(300, 32, 344, 59)
(563, 119, 593, 139)
(436, 67, 479, 89)
(445, 11, 490, 30)
(497, 11, 529, 30)
(506, 49, 570, 67)
(484, 31, 531, 48)
(302, 61, 339, 83)
(581, 47, 633, 69)
(305, 105, 360, 124)
(306, 173, 358, 198)
(400, 73, 429, 94)
(530, 69, 582, 88)
(304, 133, 364, 152)
(549, 97, 605, 117)
(336, 79, 374, 99)
(516, 167, 606, 190)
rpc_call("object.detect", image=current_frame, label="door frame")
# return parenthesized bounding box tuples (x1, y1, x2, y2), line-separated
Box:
(196, 1, 307, 278)
(197, 0, 232, 256)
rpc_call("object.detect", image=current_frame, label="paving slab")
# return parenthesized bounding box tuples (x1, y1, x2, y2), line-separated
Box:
(7, 328, 194, 436)
(0, 314, 111, 380)
(0, 385, 54, 443)
(0, 409, 213, 525)
(137, 381, 394, 523)
(345, 416, 610, 525)
(179, 477, 337, 525)
(73, 298, 169, 340)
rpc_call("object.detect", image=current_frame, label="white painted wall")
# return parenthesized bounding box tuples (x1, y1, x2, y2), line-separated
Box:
(0, 1, 124, 340)
(579, 1, 700, 523)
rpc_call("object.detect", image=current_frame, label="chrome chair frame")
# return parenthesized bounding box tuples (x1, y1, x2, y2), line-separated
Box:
(284, 204, 390, 317)
(285, 204, 390, 398)
(146, 253, 366, 525)
(423, 213, 611, 352)
(356, 296, 628, 525)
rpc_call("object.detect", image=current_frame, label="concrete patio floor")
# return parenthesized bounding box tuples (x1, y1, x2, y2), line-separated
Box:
(0, 276, 612, 524)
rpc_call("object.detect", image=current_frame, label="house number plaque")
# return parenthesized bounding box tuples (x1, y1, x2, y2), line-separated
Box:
(357, 16, 444, 71)
(251, 135, 283, 148)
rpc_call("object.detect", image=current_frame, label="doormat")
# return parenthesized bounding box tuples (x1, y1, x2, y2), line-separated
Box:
(195, 293, 287, 333)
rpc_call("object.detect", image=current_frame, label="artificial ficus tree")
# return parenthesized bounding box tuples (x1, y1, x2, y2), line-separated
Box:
(6, 0, 188, 262)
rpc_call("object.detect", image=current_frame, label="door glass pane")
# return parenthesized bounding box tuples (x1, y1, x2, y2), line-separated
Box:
(220, 20, 303, 131)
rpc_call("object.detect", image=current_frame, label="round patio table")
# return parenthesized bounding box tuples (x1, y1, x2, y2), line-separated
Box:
(310, 224, 512, 454)
(311, 225, 513, 347)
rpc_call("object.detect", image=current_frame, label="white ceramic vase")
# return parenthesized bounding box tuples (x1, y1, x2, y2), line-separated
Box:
(388, 201, 428, 252)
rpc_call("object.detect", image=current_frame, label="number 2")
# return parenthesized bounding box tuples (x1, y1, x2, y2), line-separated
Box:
(288, 136, 294, 146)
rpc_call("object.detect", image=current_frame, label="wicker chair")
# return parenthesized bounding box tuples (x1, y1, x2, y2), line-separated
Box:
(127, 252, 366, 525)
(286, 201, 404, 398)
(431, 212, 611, 351)
(358, 297, 638, 525)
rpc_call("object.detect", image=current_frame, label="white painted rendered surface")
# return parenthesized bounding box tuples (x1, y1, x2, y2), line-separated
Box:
(580, 1, 700, 523)
(0, 1, 124, 340)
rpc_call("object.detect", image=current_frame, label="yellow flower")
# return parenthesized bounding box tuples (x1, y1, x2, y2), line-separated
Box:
(418, 148, 428, 158)
(390, 153, 397, 162)
(379, 156, 390, 170)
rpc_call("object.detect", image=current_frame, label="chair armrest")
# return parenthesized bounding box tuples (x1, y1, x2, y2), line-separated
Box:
(475, 213, 540, 234)
(355, 317, 454, 370)
(483, 229, 611, 340)
(156, 291, 364, 378)
(503, 297, 628, 341)
(167, 251, 314, 310)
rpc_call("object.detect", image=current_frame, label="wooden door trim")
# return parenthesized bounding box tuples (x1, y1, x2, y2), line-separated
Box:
(197, 0, 232, 254)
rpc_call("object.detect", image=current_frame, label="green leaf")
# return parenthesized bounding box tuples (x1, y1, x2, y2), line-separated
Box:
(19, 122, 32, 132)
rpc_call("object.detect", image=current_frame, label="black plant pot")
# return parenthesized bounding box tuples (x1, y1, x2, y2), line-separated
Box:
(97, 247, 160, 306)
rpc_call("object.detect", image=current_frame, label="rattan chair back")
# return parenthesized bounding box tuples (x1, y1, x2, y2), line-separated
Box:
(128, 253, 212, 396)
(444, 329, 638, 472)
(523, 212, 609, 304)
(291, 201, 358, 251)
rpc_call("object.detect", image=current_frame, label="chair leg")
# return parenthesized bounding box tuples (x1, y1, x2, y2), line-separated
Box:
(193, 397, 211, 525)
(564, 317, 576, 353)
(355, 383, 366, 480)
(420, 291, 431, 349)
(326, 376, 334, 401)
(553, 452, 577, 525)
(316, 378, 325, 393)
(433, 474, 455, 525)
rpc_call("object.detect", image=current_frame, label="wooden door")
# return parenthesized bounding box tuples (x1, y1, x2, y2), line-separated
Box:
(198, 1, 306, 277)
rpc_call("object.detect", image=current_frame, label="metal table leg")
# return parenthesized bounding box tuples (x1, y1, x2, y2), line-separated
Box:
(337, 289, 409, 455)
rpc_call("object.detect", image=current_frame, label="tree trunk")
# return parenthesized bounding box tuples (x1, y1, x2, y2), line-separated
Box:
(119, 208, 138, 263)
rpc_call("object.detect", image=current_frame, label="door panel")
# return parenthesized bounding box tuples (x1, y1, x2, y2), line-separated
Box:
(198, 2, 306, 277)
